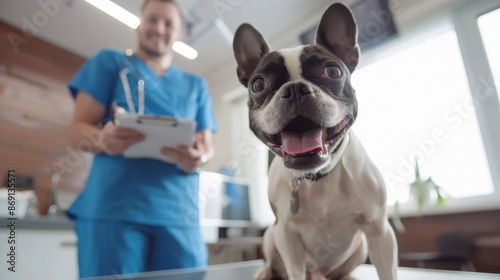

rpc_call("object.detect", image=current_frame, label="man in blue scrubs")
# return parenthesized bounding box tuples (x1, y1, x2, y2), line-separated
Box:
(67, 0, 218, 278)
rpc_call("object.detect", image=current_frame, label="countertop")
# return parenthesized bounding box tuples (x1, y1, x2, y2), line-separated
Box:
(0, 215, 269, 231)
(0, 215, 74, 230)
(81, 260, 500, 280)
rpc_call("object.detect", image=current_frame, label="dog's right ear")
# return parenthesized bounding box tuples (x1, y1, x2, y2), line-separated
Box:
(315, 3, 359, 73)
(233, 24, 270, 87)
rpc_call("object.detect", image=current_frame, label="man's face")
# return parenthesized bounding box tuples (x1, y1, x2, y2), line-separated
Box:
(137, 1, 182, 57)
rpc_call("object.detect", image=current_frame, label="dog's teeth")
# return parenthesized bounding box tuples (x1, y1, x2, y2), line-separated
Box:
(322, 144, 327, 154)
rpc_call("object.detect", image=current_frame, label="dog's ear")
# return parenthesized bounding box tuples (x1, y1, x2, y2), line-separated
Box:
(315, 3, 359, 72)
(233, 23, 270, 87)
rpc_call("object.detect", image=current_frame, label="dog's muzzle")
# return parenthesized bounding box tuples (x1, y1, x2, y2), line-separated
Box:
(265, 115, 351, 170)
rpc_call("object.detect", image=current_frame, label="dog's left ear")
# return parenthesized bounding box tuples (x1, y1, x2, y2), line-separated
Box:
(233, 23, 270, 87)
(315, 3, 359, 72)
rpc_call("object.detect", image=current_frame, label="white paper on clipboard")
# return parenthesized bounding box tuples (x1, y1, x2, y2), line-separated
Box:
(115, 113, 197, 163)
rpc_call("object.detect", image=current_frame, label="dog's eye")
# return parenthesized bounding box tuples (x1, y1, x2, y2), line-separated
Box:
(323, 65, 342, 79)
(252, 77, 266, 93)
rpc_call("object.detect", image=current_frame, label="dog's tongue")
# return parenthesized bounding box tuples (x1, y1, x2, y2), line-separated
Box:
(281, 128, 322, 155)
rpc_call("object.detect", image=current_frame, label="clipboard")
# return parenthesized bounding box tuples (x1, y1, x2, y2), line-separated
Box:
(115, 113, 197, 163)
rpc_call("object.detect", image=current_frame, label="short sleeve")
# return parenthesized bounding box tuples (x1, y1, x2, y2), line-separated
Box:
(195, 78, 218, 132)
(68, 49, 119, 107)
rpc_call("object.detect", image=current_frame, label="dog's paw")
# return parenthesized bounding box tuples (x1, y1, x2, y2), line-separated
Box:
(254, 266, 274, 280)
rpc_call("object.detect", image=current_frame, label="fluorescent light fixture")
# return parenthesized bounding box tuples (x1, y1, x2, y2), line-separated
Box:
(215, 19, 234, 47)
(85, 0, 140, 29)
(172, 41, 198, 59)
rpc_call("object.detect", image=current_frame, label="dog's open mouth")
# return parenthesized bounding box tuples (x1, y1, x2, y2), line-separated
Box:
(266, 115, 352, 158)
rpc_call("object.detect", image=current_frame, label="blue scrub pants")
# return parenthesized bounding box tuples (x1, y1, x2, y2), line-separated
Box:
(74, 218, 208, 278)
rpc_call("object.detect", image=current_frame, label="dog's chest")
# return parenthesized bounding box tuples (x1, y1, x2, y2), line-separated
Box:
(283, 179, 367, 256)
(295, 187, 353, 225)
(281, 173, 366, 231)
(268, 135, 381, 231)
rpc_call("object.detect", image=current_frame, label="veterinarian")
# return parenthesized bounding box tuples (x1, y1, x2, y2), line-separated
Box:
(66, 0, 218, 278)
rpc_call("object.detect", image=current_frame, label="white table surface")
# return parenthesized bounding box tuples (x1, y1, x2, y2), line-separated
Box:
(83, 260, 500, 280)
(353, 264, 500, 280)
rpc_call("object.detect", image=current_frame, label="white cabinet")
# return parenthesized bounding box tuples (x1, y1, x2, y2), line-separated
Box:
(207, 237, 262, 265)
(0, 229, 78, 280)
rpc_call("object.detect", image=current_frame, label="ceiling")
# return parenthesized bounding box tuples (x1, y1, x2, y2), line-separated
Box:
(0, 0, 345, 76)
(0, 0, 462, 83)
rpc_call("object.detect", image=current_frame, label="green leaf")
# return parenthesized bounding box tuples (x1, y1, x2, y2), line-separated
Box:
(406, 160, 451, 213)
(414, 158, 421, 179)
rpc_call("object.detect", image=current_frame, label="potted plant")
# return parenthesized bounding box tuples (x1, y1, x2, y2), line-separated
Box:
(392, 160, 450, 232)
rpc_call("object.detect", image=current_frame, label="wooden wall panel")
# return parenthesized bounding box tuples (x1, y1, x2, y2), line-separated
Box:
(0, 20, 89, 214)
(393, 210, 500, 273)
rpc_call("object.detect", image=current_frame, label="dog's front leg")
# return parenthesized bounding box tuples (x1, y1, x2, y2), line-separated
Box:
(365, 219, 398, 280)
(274, 225, 306, 280)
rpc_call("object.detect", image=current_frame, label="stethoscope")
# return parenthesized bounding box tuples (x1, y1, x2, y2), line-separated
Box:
(118, 49, 145, 115)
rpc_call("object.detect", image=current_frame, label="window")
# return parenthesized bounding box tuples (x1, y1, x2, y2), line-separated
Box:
(227, 1, 500, 218)
(351, 24, 495, 208)
(478, 7, 500, 96)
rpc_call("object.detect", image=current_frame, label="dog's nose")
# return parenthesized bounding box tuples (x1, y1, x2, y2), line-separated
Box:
(280, 82, 314, 100)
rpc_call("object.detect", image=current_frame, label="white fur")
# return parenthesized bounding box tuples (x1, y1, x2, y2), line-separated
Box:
(255, 132, 398, 280)
(279, 46, 304, 82)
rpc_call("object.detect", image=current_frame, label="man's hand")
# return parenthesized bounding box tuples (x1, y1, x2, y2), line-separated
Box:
(69, 93, 144, 155)
(161, 130, 213, 173)
(97, 122, 145, 156)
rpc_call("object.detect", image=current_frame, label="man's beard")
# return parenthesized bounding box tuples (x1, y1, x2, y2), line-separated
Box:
(139, 42, 168, 57)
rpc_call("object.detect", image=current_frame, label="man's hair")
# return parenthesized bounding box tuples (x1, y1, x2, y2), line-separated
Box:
(141, 0, 183, 21)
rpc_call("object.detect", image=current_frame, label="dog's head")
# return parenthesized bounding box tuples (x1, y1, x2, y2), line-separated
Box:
(233, 3, 359, 174)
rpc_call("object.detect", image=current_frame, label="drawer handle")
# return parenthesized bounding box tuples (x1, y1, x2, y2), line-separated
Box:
(60, 241, 76, 247)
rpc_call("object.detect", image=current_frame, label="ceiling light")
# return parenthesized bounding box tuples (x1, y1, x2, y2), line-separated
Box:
(214, 19, 234, 47)
(172, 41, 198, 60)
(85, 0, 140, 29)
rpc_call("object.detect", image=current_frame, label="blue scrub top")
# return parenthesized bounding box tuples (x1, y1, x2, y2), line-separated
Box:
(67, 49, 218, 226)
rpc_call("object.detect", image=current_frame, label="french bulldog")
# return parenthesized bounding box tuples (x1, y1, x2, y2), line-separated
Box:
(232, 3, 398, 280)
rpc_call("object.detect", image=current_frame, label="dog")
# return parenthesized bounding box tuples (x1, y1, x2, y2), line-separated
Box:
(232, 3, 398, 280)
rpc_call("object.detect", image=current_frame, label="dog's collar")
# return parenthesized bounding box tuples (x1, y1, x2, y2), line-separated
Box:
(303, 171, 328, 181)
(299, 133, 350, 182)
